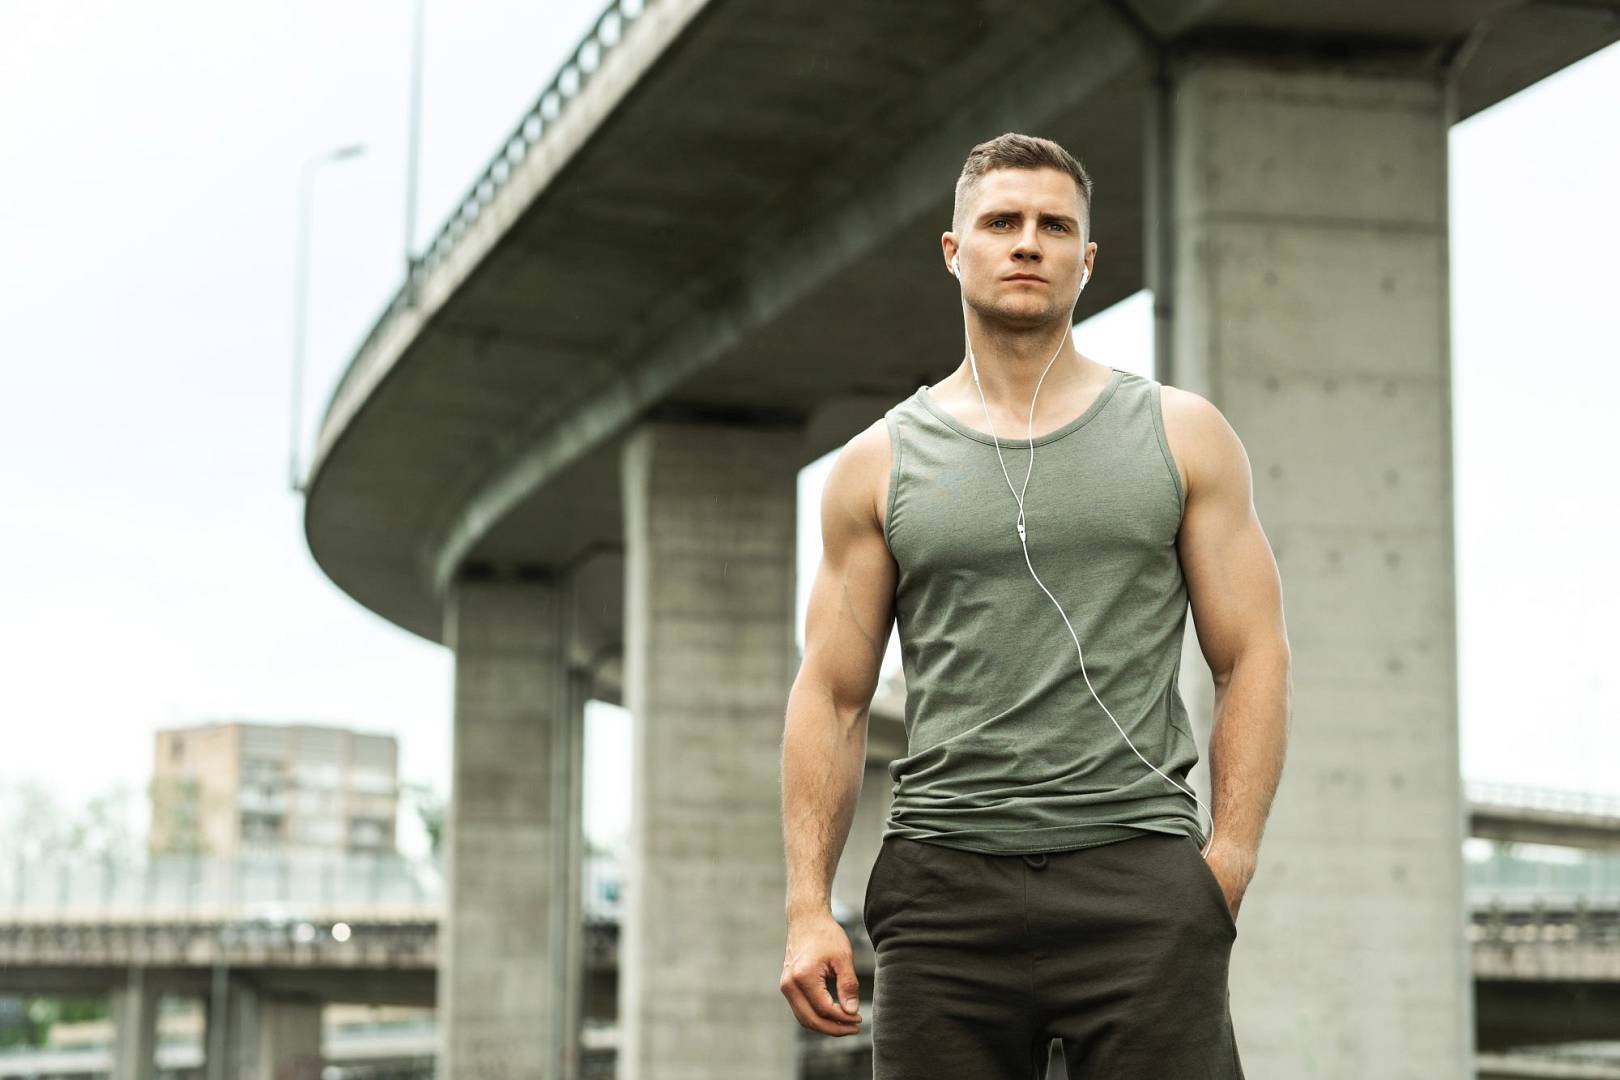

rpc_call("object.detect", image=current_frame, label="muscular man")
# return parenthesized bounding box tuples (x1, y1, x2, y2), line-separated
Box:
(780, 132, 1291, 1079)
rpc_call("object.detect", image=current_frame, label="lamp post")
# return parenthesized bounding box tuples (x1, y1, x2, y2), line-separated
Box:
(405, 0, 425, 285)
(289, 143, 366, 495)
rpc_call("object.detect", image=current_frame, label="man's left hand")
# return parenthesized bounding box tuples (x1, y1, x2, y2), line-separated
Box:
(1201, 840, 1257, 922)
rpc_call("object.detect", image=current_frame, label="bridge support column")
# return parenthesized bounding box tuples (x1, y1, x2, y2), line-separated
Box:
(109, 966, 158, 1080)
(204, 975, 322, 1079)
(1158, 51, 1470, 1077)
(254, 996, 322, 1079)
(441, 573, 577, 1079)
(618, 420, 802, 1080)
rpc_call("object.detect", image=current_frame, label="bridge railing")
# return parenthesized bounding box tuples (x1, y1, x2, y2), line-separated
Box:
(0, 850, 441, 920)
(1466, 844, 1620, 905)
(0, 849, 626, 923)
(1466, 780, 1620, 819)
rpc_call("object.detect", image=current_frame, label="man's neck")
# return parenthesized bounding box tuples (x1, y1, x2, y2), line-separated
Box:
(938, 335, 1110, 414)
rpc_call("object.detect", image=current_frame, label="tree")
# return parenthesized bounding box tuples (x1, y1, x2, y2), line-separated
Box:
(0, 781, 72, 865)
(65, 780, 139, 866)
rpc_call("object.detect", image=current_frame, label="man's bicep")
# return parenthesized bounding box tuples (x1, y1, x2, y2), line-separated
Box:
(1174, 397, 1288, 682)
(799, 435, 897, 716)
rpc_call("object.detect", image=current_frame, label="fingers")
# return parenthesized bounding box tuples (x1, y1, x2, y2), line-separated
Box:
(834, 963, 863, 1020)
(779, 955, 862, 1036)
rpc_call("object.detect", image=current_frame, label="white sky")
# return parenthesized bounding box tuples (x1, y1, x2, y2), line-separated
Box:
(1, 5, 1616, 859)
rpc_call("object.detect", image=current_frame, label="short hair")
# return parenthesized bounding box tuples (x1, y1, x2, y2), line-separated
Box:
(952, 133, 1094, 241)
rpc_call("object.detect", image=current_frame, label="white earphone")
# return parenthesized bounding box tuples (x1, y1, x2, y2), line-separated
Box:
(950, 246, 1216, 856)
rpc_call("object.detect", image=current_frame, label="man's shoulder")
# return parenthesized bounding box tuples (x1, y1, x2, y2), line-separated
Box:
(1158, 383, 1221, 429)
(1158, 384, 1248, 500)
(822, 415, 894, 535)
(838, 414, 892, 474)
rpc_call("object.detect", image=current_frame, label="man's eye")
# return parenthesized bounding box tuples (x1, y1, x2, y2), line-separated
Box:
(989, 219, 1067, 231)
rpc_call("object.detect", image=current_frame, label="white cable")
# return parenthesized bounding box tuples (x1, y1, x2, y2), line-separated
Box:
(957, 268, 1217, 857)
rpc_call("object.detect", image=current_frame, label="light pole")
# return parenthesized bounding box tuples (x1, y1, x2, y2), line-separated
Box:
(405, 0, 425, 287)
(289, 143, 366, 495)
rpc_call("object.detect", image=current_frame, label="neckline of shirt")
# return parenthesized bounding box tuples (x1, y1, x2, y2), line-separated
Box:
(915, 366, 1126, 448)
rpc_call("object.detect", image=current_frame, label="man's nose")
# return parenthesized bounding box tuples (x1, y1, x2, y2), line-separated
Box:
(1014, 227, 1044, 256)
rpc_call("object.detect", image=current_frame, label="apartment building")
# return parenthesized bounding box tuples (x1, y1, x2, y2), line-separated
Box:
(149, 721, 398, 858)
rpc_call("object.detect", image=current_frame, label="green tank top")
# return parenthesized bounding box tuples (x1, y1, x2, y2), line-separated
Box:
(880, 366, 1205, 855)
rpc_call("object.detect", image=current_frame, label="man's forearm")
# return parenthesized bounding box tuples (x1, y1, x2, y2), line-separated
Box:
(781, 677, 869, 922)
(1207, 644, 1292, 862)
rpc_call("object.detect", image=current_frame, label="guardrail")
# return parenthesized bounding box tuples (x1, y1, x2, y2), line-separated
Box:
(1466, 850, 1620, 906)
(0, 849, 625, 923)
(1467, 780, 1620, 819)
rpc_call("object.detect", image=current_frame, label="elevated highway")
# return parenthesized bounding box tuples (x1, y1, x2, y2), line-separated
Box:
(304, 0, 1619, 657)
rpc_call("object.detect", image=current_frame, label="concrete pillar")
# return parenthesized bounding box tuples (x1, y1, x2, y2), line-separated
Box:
(255, 997, 322, 1079)
(1163, 53, 1471, 1077)
(109, 966, 158, 1080)
(203, 975, 321, 1079)
(442, 573, 581, 1079)
(619, 421, 802, 1080)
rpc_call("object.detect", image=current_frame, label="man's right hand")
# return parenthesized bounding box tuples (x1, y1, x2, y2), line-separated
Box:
(779, 913, 864, 1036)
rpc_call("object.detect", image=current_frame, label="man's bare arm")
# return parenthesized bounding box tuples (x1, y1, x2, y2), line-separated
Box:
(1165, 386, 1293, 910)
(782, 420, 896, 920)
(779, 419, 896, 1036)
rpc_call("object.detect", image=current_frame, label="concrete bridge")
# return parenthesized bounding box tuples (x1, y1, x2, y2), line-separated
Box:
(295, 0, 1620, 1076)
(7, 782, 1620, 1075)
(1471, 782, 1620, 854)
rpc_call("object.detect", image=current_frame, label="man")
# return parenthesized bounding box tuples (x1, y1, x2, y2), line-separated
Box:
(779, 132, 1291, 1079)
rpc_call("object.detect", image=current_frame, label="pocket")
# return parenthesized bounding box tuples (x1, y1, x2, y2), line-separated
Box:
(1185, 837, 1238, 936)
(862, 839, 893, 932)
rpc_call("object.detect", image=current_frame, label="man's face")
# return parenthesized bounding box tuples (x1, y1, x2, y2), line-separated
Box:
(945, 166, 1094, 326)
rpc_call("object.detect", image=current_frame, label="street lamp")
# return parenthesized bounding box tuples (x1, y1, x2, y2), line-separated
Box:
(405, 0, 425, 284)
(289, 142, 366, 495)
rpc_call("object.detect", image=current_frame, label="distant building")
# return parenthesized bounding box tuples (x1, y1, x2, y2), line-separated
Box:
(150, 721, 398, 858)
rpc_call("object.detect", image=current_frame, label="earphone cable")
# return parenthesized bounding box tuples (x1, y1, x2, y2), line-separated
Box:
(957, 281, 1217, 857)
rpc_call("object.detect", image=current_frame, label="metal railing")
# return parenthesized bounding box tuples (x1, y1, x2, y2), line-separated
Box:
(1467, 780, 1620, 820)
(1466, 846, 1620, 905)
(0, 849, 626, 923)
(0, 851, 439, 921)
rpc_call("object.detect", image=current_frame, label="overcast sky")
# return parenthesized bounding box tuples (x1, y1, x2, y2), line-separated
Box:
(2, 4, 1615, 859)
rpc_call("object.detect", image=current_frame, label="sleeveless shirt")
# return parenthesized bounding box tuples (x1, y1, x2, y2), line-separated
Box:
(879, 366, 1205, 855)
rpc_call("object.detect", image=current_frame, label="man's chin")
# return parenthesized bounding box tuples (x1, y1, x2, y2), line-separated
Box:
(978, 299, 1064, 326)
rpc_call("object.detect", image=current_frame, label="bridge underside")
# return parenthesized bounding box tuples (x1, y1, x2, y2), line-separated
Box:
(304, 0, 1619, 657)
(1477, 979, 1620, 1051)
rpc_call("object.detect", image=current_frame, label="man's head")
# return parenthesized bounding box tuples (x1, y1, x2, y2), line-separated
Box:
(944, 133, 1096, 324)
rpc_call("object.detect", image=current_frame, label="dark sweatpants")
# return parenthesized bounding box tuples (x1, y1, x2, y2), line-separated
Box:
(862, 830, 1245, 1079)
